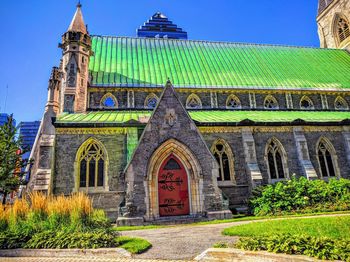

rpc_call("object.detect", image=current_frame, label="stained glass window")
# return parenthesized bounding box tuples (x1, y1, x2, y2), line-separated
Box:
(264, 95, 279, 109)
(226, 95, 241, 109)
(186, 94, 202, 109)
(266, 140, 286, 180)
(145, 94, 158, 109)
(317, 140, 336, 177)
(211, 140, 234, 182)
(78, 140, 106, 188)
(100, 93, 118, 108)
(334, 96, 349, 110)
(300, 96, 314, 109)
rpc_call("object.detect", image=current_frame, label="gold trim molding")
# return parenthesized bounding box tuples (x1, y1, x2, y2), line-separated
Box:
(56, 127, 127, 135)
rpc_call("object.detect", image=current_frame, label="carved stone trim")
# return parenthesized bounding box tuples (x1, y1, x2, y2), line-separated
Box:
(56, 127, 127, 135)
(249, 93, 256, 109)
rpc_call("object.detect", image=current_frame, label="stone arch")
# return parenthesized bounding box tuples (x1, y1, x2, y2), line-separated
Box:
(300, 95, 314, 109)
(332, 13, 350, 47)
(264, 95, 279, 109)
(210, 138, 236, 183)
(334, 96, 349, 110)
(226, 94, 242, 109)
(74, 137, 109, 192)
(100, 93, 118, 108)
(146, 138, 204, 219)
(316, 137, 340, 178)
(144, 93, 159, 109)
(186, 93, 202, 109)
(264, 137, 289, 181)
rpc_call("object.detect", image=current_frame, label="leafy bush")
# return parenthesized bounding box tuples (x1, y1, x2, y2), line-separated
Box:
(250, 176, 350, 216)
(236, 234, 350, 261)
(24, 230, 119, 249)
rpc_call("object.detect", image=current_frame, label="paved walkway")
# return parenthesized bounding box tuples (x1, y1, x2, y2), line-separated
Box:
(1, 258, 186, 262)
(120, 222, 247, 260)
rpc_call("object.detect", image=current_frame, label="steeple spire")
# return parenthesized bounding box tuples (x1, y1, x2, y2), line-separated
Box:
(67, 2, 87, 34)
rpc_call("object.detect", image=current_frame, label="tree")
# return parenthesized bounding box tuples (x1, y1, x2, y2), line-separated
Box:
(0, 115, 30, 204)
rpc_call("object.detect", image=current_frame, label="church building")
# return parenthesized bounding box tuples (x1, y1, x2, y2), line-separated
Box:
(27, 0, 350, 225)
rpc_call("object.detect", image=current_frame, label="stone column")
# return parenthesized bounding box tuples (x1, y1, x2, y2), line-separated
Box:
(249, 93, 256, 109)
(293, 127, 317, 179)
(241, 127, 263, 188)
(210, 92, 218, 108)
(127, 90, 135, 108)
(320, 94, 328, 109)
(285, 93, 293, 109)
(342, 126, 350, 165)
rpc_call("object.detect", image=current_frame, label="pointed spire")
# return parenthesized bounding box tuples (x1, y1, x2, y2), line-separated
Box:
(67, 2, 87, 34)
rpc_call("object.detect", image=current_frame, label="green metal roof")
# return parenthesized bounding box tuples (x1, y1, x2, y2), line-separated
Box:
(89, 36, 350, 90)
(55, 110, 350, 126)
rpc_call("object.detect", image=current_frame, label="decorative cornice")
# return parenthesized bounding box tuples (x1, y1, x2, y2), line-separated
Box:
(56, 127, 127, 135)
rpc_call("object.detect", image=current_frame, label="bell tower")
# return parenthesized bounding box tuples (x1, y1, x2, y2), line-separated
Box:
(317, 0, 350, 50)
(59, 3, 92, 113)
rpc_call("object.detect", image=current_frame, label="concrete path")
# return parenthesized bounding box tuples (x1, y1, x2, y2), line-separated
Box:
(120, 222, 247, 260)
(121, 213, 350, 260)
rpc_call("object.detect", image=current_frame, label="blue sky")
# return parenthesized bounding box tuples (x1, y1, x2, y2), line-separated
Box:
(0, 0, 320, 123)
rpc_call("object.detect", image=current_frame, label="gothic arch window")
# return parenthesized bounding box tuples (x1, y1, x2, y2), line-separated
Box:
(334, 14, 350, 44)
(300, 96, 314, 110)
(211, 139, 235, 183)
(100, 93, 118, 108)
(226, 95, 242, 109)
(334, 96, 349, 110)
(75, 138, 108, 191)
(264, 95, 279, 109)
(186, 94, 202, 109)
(144, 93, 159, 109)
(317, 138, 339, 178)
(265, 138, 289, 181)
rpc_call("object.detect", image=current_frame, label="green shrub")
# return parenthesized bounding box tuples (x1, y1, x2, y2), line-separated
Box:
(236, 234, 350, 261)
(250, 176, 350, 216)
(87, 209, 111, 229)
(24, 230, 119, 249)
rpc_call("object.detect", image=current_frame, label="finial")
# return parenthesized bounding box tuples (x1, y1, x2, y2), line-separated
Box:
(77, 0, 82, 8)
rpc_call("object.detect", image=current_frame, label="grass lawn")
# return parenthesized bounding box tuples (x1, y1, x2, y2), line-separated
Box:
(115, 236, 152, 254)
(113, 210, 350, 231)
(223, 215, 350, 239)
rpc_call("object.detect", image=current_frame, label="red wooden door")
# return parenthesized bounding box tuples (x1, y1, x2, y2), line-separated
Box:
(158, 154, 190, 216)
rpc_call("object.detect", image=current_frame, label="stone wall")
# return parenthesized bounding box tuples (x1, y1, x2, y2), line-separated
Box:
(53, 133, 127, 219)
(88, 89, 350, 110)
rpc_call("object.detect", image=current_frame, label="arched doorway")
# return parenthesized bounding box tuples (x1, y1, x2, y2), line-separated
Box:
(158, 154, 190, 216)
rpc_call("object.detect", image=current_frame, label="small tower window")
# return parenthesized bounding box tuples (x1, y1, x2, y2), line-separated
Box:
(186, 94, 202, 109)
(100, 93, 118, 108)
(144, 93, 159, 109)
(336, 16, 350, 43)
(226, 95, 241, 109)
(334, 96, 349, 110)
(264, 95, 279, 109)
(300, 96, 314, 110)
